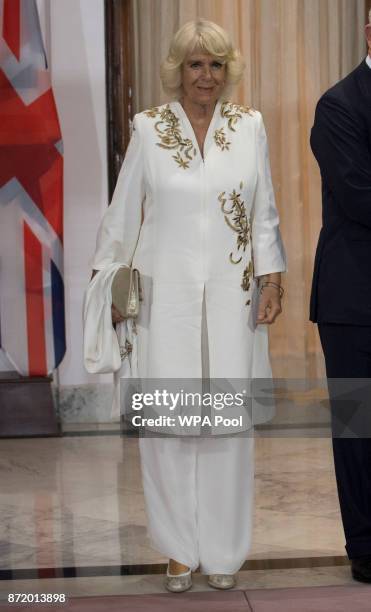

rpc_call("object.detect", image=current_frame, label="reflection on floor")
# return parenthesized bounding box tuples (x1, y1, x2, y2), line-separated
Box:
(0, 429, 351, 596)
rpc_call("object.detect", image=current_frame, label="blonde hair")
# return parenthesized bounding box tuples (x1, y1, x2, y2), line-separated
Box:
(369, 7, 371, 23)
(160, 19, 245, 101)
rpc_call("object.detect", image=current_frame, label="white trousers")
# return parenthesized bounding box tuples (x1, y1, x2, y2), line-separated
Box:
(138, 434, 254, 574)
(137, 290, 255, 574)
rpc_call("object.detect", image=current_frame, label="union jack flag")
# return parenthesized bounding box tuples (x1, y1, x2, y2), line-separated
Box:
(0, 0, 65, 375)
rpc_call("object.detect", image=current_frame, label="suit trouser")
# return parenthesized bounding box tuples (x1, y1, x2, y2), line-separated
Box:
(138, 434, 254, 573)
(318, 323, 371, 558)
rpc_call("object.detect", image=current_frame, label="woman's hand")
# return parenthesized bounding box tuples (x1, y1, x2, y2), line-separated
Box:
(256, 273, 283, 325)
(90, 270, 125, 325)
(111, 304, 125, 325)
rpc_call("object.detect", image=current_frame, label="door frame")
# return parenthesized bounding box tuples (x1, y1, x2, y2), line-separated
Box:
(104, 0, 134, 199)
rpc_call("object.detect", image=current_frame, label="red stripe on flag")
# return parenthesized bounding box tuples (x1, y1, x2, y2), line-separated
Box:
(24, 222, 47, 376)
(3, 0, 21, 61)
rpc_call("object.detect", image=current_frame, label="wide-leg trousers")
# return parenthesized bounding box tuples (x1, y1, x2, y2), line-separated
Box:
(137, 289, 255, 573)
(138, 434, 254, 573)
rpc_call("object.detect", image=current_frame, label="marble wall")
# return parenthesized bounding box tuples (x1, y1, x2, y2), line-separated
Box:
(57, 383, 116, 424)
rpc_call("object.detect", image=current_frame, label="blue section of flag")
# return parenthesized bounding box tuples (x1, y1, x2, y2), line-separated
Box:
(51, 259, 66, 367)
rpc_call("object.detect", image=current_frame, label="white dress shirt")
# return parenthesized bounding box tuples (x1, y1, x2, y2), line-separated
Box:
(366, 55, 371, 69)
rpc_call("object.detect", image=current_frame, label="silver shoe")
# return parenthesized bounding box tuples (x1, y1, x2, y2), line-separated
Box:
(165, 565, 192, 593)
(208, 573, 236, 589)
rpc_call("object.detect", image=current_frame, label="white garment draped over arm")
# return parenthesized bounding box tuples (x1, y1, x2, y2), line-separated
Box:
(83, 263, 130, 374)
(82, 263, 138, 420)
(251, 112, 287, 277)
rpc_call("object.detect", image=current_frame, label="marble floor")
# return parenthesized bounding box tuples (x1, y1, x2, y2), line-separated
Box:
(0, 427, 353, 599)
(0, 566, 365, 600)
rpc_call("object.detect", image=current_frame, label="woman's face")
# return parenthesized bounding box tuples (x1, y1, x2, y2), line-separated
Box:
(181, 51, 226, 107)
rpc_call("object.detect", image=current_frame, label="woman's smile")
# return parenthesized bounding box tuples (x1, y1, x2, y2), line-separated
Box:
(181, 52, 226, 107)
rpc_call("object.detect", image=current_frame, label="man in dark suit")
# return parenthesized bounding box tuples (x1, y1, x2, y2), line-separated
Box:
(310, 14, 371, 583)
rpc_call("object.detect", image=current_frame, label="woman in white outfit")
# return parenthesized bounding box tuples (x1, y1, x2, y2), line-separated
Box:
(91, 19, 286, 592)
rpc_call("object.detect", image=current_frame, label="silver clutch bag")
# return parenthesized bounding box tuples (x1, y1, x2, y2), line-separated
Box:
(111, 267, 142, 319)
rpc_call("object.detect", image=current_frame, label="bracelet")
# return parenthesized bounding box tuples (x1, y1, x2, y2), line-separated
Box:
(259, 281, 284, 298)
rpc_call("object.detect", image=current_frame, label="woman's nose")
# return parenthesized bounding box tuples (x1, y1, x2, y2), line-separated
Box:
(201, 65, 212, 79)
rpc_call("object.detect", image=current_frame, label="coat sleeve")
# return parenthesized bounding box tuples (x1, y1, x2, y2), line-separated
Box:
(91, 115, 145, 270)
(310, 93, 371, 228)
(251, 112, 287, 277)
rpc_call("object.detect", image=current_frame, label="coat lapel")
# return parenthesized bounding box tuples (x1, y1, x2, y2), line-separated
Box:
(355, 60, 371, 146)
(355, 59, 371, 99)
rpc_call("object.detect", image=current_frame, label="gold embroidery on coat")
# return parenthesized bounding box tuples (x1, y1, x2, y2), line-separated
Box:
(218, 181, 254, 304)
(144, 105, 197, 169)
(213, 127, 231, 151)
(220, 101, 254, 132)
(241, 261, 254, 294)
(144, 107, 159, 118)
(119, 339, 133, 360)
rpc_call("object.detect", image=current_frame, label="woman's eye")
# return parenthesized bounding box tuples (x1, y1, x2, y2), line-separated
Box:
(189, 60, 223, 69)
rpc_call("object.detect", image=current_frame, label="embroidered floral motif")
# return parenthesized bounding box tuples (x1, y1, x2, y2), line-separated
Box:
(172, 151, 191, 170)
(144, 104, 197, 169)
(220, 101, 254, 132)
(241, 261, 254, 294)
(218, 181, 251, 262)
(144, 107, 159, 119)
(218, 181, 254, 304)
(120, 339, 133, 361)
(213, 127, 231, 151)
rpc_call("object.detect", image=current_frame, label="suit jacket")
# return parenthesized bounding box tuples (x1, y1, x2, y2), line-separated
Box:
(310, 60, 371, 324)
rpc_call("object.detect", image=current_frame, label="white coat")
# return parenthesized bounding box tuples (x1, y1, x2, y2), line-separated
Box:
(91, 99, 286, 428)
